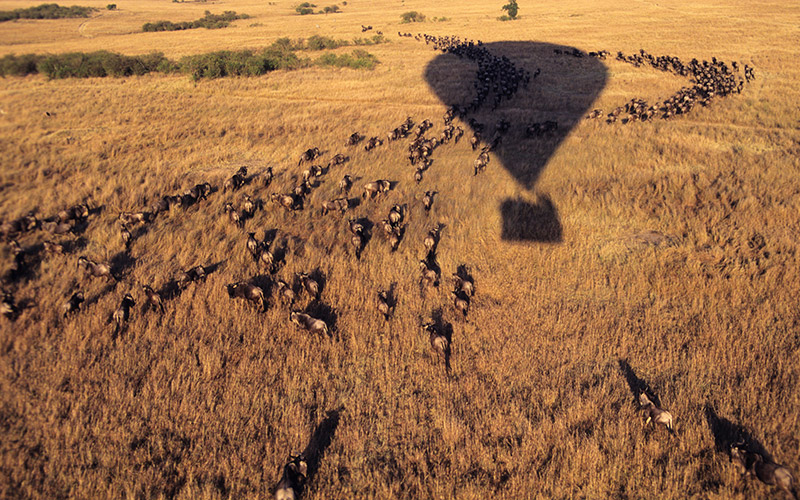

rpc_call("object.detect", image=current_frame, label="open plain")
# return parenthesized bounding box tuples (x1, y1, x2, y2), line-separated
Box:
(1, 0, 799, 498)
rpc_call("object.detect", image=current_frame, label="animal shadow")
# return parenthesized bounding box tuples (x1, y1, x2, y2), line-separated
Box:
(425, 41, 608, 241)
(704, 405, 772, 460)
(618, 359, 661, 407)
(301, 409, 341, 483)
(305, 301, 338, 337)
(109, 251, 136, 280)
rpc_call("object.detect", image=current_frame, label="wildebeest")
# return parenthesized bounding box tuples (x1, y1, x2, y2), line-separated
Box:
(423, 226, 440, 254)
(223, 167, 248, 192)
(422, 191, 436, 213)
(423, 321, 450, 372)
(451, 289, 470, 318)
(275, 455, 308, 500)
(247, 233, 260, 261)
(389, 225, 404, 252)
(362, 180, 392, 199)
(177, 265, 206, 289)
(1, 290, 19, 320)
(351, 233, 365, 260)
(290, 311, 329, 336)
(224, 202, 244, 228)
(43, 240, 65, 255)
(346, 132, 364, 146)
(111, 294, 135, 337)
(226, 282, 266, 311)
(419, 258, 440, 287)
(731, 444, 796, 499)
(321, 198, 349, 216)
(639, 392, 674, 433)
(142, 285, 165, 313)
(119, 211, 151, 226)
(298, 147, 321, 166)
(388, 205, 404, 225)
(77, 256, 116, 282)
(452, 272, 475, 297)
(262, 166, 274, 187)
(62, 291, 84, 318)
(377, 290, 394, 320)
(302, 165, 324, 181)
(297, 273, 320, 301)
(275, 279, 296, 306)
(242, 195, 256, 218)
(120, 223, 132, 250)
(474, 151, 490, 176)
(271, 193, 299, 212)
(339, 175, 353, 194)
(327, 153, 348, 168)
(364, 137, 384, 151)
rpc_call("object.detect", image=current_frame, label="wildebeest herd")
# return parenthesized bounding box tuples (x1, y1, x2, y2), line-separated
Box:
(2, 31, 792, 500)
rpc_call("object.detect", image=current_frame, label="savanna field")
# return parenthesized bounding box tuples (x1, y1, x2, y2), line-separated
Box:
(1, 0, 799, 498)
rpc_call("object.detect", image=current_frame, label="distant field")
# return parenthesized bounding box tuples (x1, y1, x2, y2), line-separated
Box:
(1, 1, 799, 499)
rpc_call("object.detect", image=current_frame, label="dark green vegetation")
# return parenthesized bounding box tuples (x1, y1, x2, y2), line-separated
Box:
(142, 10, 249, 32)
(400, 11, 425, 23)
(0, 39, 380, 80)
(0, 3, 95, 22)
(500, 0, 518, 20)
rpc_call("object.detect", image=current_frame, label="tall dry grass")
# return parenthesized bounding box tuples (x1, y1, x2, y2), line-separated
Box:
(1, 0, 799, 498)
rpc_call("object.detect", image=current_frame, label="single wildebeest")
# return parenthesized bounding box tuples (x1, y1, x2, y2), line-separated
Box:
(451, 289, 470, 318)
(43, 240, 65, 255)
(348, 218, 365, 236)
(1, 290, 19, 320)
(177, 265, 206, 289)
(271, 193, 298, 212)
(470, 131, 481, 151)
(247, 233, 260, 261)
(275, 279, 296, 306)
(119, 211, 151, 226)
(275, 455, 308, 500)
(223, 167, 248, 192)
(388, 205, 404, 225)
(111, 294, 135, 337)
(730, 444, 796, 499)
(62, 291, 84, 318)
(422, 191, 436, 212)
(327, 153, 348, 168)
(227, 282, 266, 311)
(242, 195, 256, 218)
(302, 165, 324, 181)
(298, 147, 321, 166)
(297, 273, 320, 300)
(321, 198, 348, 216)
(346, 132, 363, 146)
(452, 273, 475, 297)
(77, 256, 116, 282)
(379, 219, 394, 237)
(362, 180, 392, 199)
(377, 290, 393, 320)
(142, 285, 165, 313)
(389, 225, 404, 252)
(290, 311, 329, 336)
(423, 227, 440, 254)
(414, 168, 424, 184)
(224, 202, 244, 228)
(423, 321, 450, 372)
(419, 258, 440, 287)
(258, 247, 277, 272)
(340, 175, 353, 194)
(474, 151, 490, 176)
(351, 232, 365, 260)
(120, 223, 132, 250)
(44, 220, 73, 235)
(262, 166, 274, 187)
(639, 393, 674, 434)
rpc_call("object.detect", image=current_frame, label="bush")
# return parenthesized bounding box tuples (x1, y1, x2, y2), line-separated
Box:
(295, 2, 316, 14)
(142, 10, 248, 32)
(0, 54, 45, 76)
(178, 47, 307, 80)
(106, 4, 116, 10)
(501, 0, 518, 19)
(315, 49, 378, 70)
(322, 5, 339, 13)
(400, 11, 425, 23)
(0, 3, 96, 22)
(35, 51, 172, 78)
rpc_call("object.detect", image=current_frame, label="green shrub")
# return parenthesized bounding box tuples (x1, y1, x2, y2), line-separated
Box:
(142, 10, 248, 32)
(106, 4, 116, 10)
(35, 51, 172, 78)
(0, 54, 45, 76)
(400, 11, 425, 23)
(0, 4, 96, 22)
(295, 2, 316, 14)
(322, 5, 339, 13)
(315, 49, 378, 70)
(501, 0, 518, 19)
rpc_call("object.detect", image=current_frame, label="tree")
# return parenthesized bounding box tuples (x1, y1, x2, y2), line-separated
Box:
(502, 0, 518, 19)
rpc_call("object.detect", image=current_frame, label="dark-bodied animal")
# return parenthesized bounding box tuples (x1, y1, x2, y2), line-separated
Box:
(272, 193, 299, 212)
(77, 256, 116, 282)
(297, 273, 320, 300)
(388, 205, 404, 225)
(451, 289, 470, 317)
(111, 294, 135, 337)
(639, 393, 674, 433)
(452, 273, 474, 297)
(242, 195, 256, 217)
(389, 225, 404, 252)
(340, 175, 353, 194)
(224, 203, 244, 228)
(247, 233, 260, 261)
(142, 285, 164, 313)
(275, 455, 308, 500)
(423, 321, 450, 372)
(62, 291, 84, 318)
(262, 166, 274, 187)
(422, 191, 436, 212)
(290, 311, 329, 336)
(227, 282, 266, 311)
(120, 223, 132, 250)
(275, 280, 296, 306)
(419, 258, 440, 287)
(298, 147, 321, 166)
(731, 444, 796, 499)
(1, 290, 19, 320)
(377, 290, 393, 320)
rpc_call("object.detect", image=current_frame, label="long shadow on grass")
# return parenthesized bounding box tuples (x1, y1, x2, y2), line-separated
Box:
(618, 358, 662, 408)
(424, 42, 607, 242)
(704, 405, 772, 461)
(301, 409, 340, 483)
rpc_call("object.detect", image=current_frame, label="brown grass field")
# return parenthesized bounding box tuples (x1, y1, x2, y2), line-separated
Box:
(1, 0, 800, 498)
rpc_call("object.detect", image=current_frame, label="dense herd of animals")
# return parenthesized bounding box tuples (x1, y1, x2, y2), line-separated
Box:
(1, 30, 791, 500)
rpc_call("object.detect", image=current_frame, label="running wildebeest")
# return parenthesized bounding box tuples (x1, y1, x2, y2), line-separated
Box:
(226, 282, 266, 311)
(111, 294, 135, 337)
(290, 311, 329, 336)
(142, 285, 165, 314)
(275, 455, 308, 500)
(639, 392, 674, 434)
(77, 256, 116, 282)
(63, 291, 84, 318)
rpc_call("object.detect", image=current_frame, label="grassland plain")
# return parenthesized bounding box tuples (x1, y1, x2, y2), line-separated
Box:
(1, 0, 799, 498)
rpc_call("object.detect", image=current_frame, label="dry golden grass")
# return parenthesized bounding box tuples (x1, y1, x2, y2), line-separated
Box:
(1, 0, 800, 498)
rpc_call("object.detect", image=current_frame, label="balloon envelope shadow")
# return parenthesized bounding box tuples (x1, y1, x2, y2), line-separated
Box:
(424, 41, 608, 242)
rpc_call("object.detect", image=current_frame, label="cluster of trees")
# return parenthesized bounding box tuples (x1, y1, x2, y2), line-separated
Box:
(0, 3, 95, 22)
(295, 2, 342, 15)
(142, 10, 248, 32)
